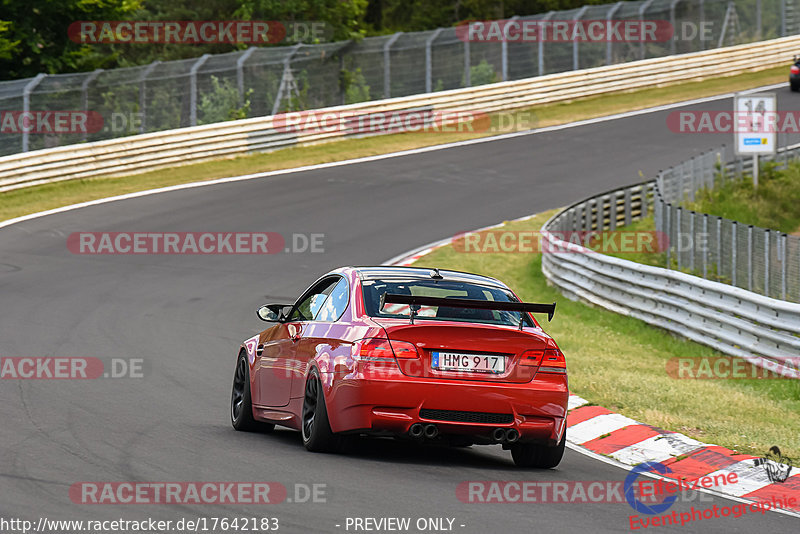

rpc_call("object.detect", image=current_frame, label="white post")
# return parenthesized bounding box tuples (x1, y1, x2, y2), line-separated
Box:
(384, 32, 403, 98)
(502, 16, 518, 81)
(189, 54, 211, 127)
(22, 73, 46, 152)
(425, 28, 443, 93)
(753, 154, 758, 188)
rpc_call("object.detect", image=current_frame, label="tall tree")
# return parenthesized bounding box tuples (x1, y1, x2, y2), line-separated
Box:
(0, 0, 143, 79)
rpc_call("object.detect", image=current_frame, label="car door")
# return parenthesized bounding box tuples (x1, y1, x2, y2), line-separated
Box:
(289, 277, 351, 399)
(255, 277, 340, 407)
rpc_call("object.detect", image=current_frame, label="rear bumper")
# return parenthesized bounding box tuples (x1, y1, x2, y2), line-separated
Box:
(325, 373, 568, 444)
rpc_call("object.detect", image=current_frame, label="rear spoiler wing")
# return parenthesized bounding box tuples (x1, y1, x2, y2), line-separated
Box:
(380, 293, 556, 325)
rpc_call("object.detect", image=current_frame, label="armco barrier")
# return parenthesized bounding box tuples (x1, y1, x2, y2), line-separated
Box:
(2, 35, 800, 193)
(541, 183, 800, 378)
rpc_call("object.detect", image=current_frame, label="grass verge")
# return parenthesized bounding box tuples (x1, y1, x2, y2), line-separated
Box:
(0, 66, 787, 223)
(413, 211, 800, 459)
(685, 160, 800, 233)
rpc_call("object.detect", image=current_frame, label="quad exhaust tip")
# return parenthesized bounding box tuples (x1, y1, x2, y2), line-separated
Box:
(506, 428, 519, 443)
(492, 427, 520, 443)
(423, 424, 439, 439)
(409, 423, 424, 438)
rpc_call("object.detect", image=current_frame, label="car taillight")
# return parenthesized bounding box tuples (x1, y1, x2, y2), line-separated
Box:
(389, 339, 419, 359)
(358, 338, 395, 361)
(538, 348, 566, 373)
(791, 65, 800, 74)
(356, 338, 419, 361)
(519, 349, 544, 367)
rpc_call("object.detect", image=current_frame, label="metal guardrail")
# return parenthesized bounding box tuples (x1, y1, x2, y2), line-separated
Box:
(541, 162, 800, 377)
(654, 143, 800, 302)
(0, 0, 787, 158)
(2, 35, 800, 193)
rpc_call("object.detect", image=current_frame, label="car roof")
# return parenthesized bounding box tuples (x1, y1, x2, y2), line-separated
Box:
(349, 266, 509, 289)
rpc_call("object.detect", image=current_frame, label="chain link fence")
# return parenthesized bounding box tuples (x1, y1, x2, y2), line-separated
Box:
(0, 0, 796, 157)
(654, 144, 800, 302)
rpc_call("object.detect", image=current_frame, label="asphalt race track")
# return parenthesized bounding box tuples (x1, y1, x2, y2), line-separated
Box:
(2, 87, 799, 533)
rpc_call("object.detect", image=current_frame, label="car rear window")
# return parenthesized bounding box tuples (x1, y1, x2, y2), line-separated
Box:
(361, 278, 533, 327)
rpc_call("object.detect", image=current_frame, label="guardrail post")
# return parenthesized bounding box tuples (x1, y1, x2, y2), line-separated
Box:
(716, 217, 722, 279)
(573, 6, 589, 71)
(138, 61, 160, 134)
(639, 0, 656, 60)
(689, 210, 695, 272)
(665, 206, 672, 268)
(731, 221, 737, 286)
(676, 207, 682, 269)
(781, 234, 787, 300)
(699, 0, 706, 50)
(669, 0, 682, 55)
(22, 73, 46, 152)
(538, 12, 555, 76)
(606, 2, 624, 65)
(81, 69, 103, 142)
(384, 32, 403, 98)
(747, 225, 753, 291)
(624, 188, 632, 225)
(756, 0, 762, 39)
(764, 229, 770, 296)
(702, 214, 708, 278)
(425, 29, 444, 93)
(189, 54, 211, 127)
(237, 47, 257, 108)
(502, 16, 518, 81)
(609, 193, 617, 231)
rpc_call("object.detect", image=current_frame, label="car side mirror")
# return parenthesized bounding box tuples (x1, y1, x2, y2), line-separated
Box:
(256, 304, 290, 322)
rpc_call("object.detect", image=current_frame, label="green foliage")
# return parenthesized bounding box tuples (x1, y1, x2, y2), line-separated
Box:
(198, 76, 252, 124)
(465, 59, 499, 86)
(341, 67, 370, 104)
(685, 159, 800, 233)
(0, 0, 142, 79)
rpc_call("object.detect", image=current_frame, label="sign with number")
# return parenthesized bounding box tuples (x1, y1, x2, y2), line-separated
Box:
(734, 93, 777, 155)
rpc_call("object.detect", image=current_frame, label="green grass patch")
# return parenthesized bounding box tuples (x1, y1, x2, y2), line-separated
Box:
(413, 211, 800, 458)
(0, 66, 787, 224)
(685, 160, 800, 234)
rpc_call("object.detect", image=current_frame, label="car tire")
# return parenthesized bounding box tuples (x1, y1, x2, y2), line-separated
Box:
(511, 431, 566, 468)
(231, 350, 275, 433)
(792, 82, 800, 92)
(301, 368, 339, 452)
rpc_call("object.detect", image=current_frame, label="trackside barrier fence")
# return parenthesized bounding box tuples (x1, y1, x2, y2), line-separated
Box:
(2, 36, 800, 193)
(655, 143, 800, 301)
(0, 0, 793, 157)
(541, 151, 800, 377)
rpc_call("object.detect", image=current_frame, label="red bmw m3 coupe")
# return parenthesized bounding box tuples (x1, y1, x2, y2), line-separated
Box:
(231, 266, 568, 468)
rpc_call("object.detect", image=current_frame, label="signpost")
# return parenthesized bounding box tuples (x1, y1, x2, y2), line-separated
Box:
(734, 92, 777, 188)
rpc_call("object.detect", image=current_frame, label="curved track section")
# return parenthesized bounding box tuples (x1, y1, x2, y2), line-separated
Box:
(1, 89, 798, 532)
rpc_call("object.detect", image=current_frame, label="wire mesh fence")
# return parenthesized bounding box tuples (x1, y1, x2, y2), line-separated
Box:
(655, 143, 800, 302)
(0, 0, 794, 157)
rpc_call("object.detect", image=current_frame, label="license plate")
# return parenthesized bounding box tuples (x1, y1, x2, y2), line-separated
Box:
(431, 352, 506, 373)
